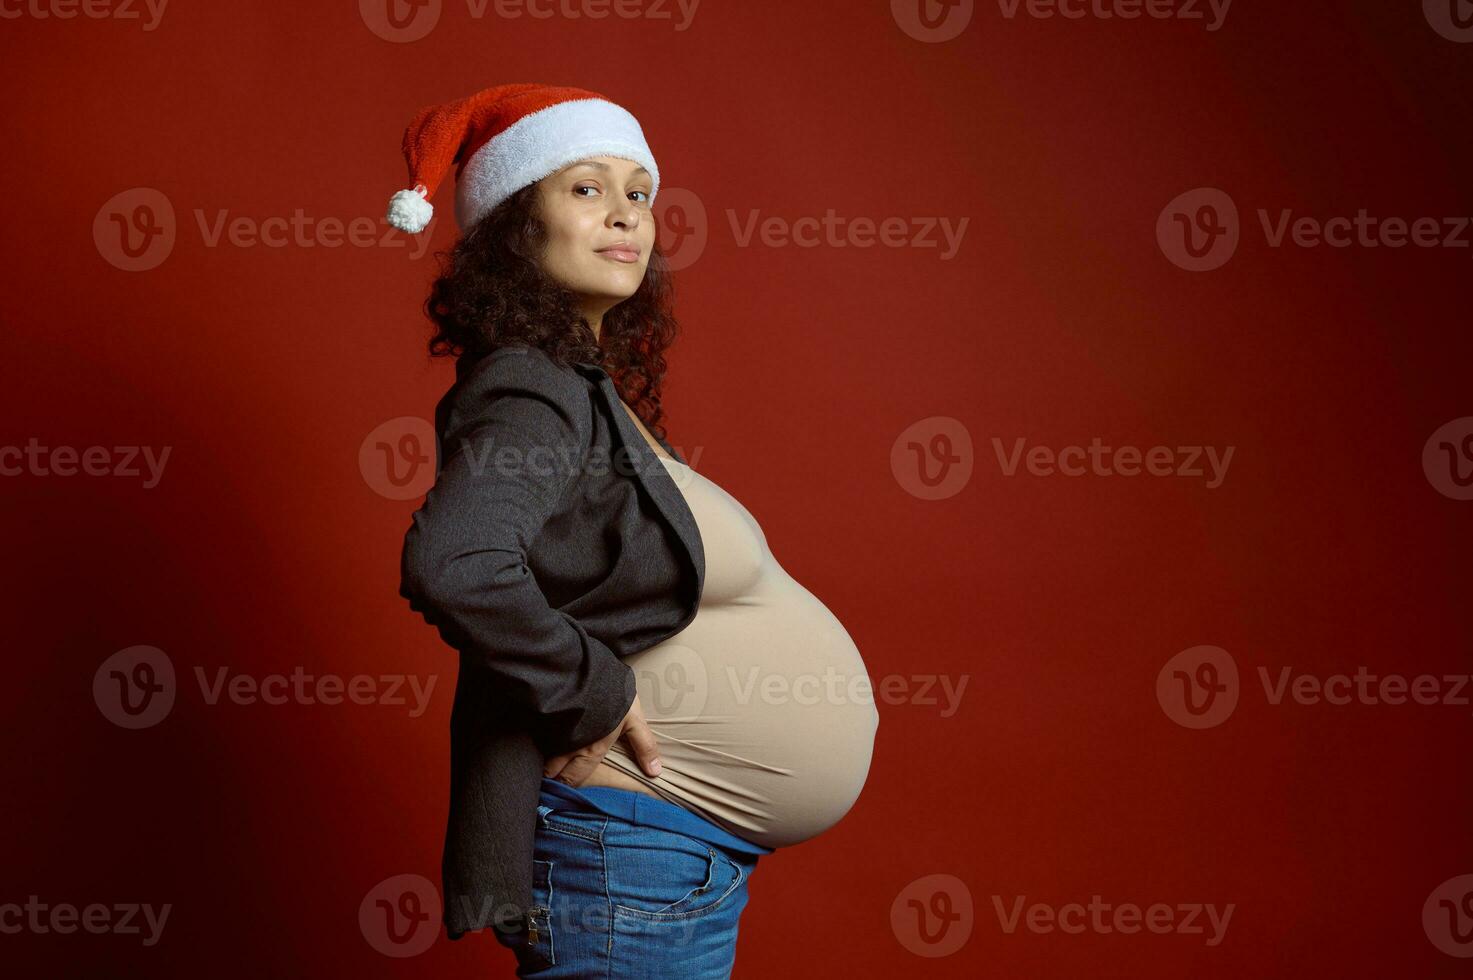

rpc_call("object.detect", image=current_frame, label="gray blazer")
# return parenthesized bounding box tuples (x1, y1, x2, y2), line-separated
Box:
(398, 343, 705, 941)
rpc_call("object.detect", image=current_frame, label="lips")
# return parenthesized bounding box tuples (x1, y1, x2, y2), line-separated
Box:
(596, 243, 641, 263)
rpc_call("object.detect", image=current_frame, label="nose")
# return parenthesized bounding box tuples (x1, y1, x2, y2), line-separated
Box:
(608, 195, 640, 230)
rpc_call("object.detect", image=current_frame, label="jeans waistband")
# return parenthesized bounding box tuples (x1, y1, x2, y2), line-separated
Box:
(538, 777, 774, 857)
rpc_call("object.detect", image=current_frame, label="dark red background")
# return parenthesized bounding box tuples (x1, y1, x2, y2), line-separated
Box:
(3, 0, 1470, 975)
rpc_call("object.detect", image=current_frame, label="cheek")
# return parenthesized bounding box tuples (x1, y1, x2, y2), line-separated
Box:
(543, 229, 591, 273)
(540, 202, 588, 246)
(550, 217, 600, 254)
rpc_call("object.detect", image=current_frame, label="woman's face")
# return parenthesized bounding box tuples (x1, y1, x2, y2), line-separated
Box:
(535, 155, 657, 325)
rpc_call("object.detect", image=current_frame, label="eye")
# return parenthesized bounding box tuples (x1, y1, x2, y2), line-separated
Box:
(574, 183, 600, 198)
(630, 190, 651, 204)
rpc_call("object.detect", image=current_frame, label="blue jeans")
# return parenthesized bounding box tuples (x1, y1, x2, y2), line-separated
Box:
(495, 793, 759, 977)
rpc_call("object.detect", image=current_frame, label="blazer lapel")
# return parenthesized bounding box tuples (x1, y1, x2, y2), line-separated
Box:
(573, 362, 706, 608)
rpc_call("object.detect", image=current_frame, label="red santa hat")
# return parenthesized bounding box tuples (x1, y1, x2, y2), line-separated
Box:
(385, 83, 661, 235)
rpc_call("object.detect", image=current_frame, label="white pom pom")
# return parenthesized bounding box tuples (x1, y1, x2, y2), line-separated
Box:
(386, 186, 433, 233)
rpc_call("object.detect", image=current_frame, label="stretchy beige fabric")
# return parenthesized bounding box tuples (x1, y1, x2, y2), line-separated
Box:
(596, 454, 880, 849)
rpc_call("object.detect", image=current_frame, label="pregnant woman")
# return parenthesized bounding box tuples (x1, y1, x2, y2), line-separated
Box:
(388, 83, 879, 978)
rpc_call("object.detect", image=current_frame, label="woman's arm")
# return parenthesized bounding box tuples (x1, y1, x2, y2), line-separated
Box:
(399, 348, 634, 760)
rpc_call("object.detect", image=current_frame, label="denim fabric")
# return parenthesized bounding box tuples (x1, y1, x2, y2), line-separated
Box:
(539, 776, 774, 858)
(495, 789, 759, 978)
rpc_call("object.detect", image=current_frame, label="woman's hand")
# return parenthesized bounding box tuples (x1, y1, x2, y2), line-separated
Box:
(543, 691, 663, 787)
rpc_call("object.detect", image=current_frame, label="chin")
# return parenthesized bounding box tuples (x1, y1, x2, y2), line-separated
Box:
(578, 283, 639, 307)
(597, 273, 645, 298)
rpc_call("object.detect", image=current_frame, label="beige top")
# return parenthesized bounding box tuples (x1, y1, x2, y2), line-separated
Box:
(598, 454, 879, 849)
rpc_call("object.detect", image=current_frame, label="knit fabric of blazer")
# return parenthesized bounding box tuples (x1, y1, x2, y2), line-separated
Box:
(398, 343, 705, 941)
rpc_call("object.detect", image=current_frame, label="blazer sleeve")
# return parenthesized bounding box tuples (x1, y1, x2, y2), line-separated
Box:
(398, 348, 635, 759)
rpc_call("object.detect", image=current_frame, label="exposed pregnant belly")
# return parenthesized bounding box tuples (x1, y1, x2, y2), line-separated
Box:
(583, 569, 880, 850)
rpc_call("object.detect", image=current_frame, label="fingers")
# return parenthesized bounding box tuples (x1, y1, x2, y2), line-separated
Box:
(543, 747, 599, 787)
(541, 698, 658, 789)
(554, 751, 600, 787)
(621, 716, 663, 778)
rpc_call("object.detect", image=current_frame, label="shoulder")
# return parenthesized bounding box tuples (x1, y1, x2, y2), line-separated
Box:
(443, 345, 595, 442)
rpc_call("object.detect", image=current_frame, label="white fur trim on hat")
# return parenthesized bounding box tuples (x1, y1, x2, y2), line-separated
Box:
(455, 98, 660, 232)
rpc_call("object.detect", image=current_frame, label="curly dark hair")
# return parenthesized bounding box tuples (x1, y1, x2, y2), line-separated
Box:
(418, 181, 679, 441)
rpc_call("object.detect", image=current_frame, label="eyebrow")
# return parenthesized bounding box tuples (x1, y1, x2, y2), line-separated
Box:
(568, 160, 651, 178)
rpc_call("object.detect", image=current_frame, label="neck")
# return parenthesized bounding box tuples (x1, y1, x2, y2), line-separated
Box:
(581, 299, 614, 342)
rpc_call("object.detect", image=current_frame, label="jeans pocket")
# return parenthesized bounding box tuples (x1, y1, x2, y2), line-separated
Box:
(611, 840, 745, 921)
